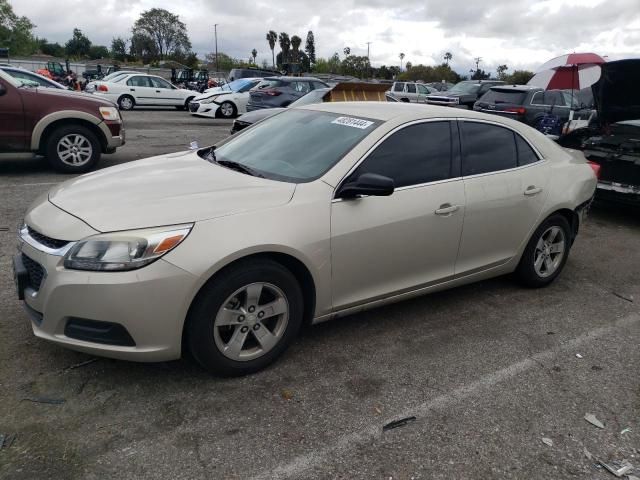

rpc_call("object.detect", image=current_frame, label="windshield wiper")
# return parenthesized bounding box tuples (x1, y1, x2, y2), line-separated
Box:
(216, 160, 264, 178)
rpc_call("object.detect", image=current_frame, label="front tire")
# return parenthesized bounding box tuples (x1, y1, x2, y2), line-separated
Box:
(187, 259, 304, 376)
(516, 215, 571, 288)
(45, 125, 101, 173)
(218, 101, 237, 118)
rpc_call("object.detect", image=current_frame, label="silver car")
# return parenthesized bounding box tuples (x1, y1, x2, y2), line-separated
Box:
(14, 103, 597, 376)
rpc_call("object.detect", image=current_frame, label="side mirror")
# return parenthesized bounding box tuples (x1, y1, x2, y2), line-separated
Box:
(338, 173, 395, 199)
(0, 83, 6, 96)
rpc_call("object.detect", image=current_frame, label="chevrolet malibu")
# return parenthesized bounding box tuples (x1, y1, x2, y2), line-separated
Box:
(14, 103, 597, 376)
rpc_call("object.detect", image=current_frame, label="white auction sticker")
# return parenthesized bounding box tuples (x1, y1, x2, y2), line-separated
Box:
(331, 116, 374, 129)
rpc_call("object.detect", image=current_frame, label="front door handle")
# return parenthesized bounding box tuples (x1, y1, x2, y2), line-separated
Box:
(435, 204, 460, 216)
(524, 186, 543, 196)
(130, 88, 136, 91)
(156, 90, 161, 93)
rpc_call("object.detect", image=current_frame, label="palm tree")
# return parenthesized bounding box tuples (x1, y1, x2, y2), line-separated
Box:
(278, 32, 291, 65)
(266, 31, 277, 68)
(399, 52, 405, 71)
(444, 52, 452, 65)
(251, 48, 257, 64)
(343, 46, 351, 56)
(291, 35, 302, 64)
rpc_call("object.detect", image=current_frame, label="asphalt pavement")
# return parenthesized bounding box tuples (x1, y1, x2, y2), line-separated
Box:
(0, 109, 638, 480)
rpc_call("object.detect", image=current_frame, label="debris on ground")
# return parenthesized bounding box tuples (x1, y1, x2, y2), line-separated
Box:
(542, 437, 554, 447)
(552, 365, 562, 372)
(584, 447, 593, 460)
(383, 416, 416, 432)
(584, 413, 605, 429)
(576, 353, 584, 359)
(612, 292, 634, 303)
(0, 433, 16, 449)
(620, 427, 632, 435)
(597, 459, 634, 477)
(63, 358, 98, 371)
(373, 406, 382, 415)
(547, 331, 556, 335)
(281, 389, 294, 401)
(22, 396, 66, 405)
(592, 365, 604, 371)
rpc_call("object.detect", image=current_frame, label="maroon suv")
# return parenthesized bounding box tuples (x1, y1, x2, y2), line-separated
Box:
(0, 69, 125, 173)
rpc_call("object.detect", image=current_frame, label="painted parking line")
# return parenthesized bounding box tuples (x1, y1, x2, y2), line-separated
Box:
(250, 313, 640, 480)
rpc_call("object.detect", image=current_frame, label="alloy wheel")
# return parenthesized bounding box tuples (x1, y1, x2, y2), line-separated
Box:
(533, 226, 566, 278)
(213, 282, 289, 361)
(220, 102, 234, 117)
(56, 134, 93, 167)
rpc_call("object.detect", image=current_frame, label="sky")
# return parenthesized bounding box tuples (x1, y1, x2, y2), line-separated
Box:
(12, 0, 640, 75)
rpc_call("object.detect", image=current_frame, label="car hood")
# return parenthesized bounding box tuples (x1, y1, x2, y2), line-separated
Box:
(194, 91, 234, 102)
(47, 150, 296, 232)
(204, 86, 230, 94)
(592, 59, 640, 125)
(31, 86, 116, 106)
(238, 108, 285, 124)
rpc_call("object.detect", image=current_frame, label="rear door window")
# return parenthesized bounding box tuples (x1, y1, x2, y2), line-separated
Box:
(393, 83, 404, 92)
(349, 121, 453, 188)
(515, 134, 540, 166)
(127, 76, 151, 87)
(460, 122, 517, 175)
(406, 83, 417, 93)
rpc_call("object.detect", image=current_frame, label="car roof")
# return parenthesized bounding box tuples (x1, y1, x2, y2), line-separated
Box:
(490, 84, 542, 91)
(299, 101, 526, 122)
(264, 76, 325, 82)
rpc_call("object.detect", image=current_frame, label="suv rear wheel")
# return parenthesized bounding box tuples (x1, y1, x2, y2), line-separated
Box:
(45, 125, 101, 173)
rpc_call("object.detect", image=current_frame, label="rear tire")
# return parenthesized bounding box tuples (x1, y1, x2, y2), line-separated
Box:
(187, 259, 304, 376)
(117, 95, 135, 111)
(516, 215, 571, 288)
(45, 124, 101, 173)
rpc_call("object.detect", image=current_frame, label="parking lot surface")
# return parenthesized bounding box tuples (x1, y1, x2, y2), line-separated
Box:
(1, 110, 639, 480)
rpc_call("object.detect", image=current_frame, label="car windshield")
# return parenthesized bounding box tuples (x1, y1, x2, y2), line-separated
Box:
(289, 89, 330, 107)
(448, 82, 481, 94)
(209, 109, 380, 182)
(225, 79, 256, 92)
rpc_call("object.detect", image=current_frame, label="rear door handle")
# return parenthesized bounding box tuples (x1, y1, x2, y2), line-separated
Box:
(156, 90, 161, 93)
(130, 88, 136, 91)
(435, 204, 460, 216)
(524, 186, 543, 196)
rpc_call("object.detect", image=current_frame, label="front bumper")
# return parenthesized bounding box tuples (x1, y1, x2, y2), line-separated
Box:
(189, 101, 219, 118)
(16, 232, 197, 362)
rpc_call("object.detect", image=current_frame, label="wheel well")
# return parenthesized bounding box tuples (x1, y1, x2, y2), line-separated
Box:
(181, 252, 317, 354)
(548, 208, 579, 243)
(38, 119, 107, 154)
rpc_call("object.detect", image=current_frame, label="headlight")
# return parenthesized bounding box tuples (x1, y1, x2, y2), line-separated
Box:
(199, 96, 219, 104)
(99, 106, 120, 121)
(64, 224, 192, 271)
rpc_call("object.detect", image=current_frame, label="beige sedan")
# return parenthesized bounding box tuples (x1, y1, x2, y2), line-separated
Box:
(14, 103, 597, 376)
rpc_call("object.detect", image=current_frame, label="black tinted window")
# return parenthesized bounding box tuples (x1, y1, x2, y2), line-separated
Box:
(406, 83, 416, 93)
(461, 122, 517, 175)
(393, 83, 404, 92)
(480, 89, 527, 105)
(350, 122, 452, 188)
(515, 134, 539, 166)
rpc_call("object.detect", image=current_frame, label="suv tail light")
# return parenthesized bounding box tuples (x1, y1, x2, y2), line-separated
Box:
(505, 107, 526, 115)
(587, 161, 601, 179)
(263, 89, 281, 96)
(97, 85, 108, 92)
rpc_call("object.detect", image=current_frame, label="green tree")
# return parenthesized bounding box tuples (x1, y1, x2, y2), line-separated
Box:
(38, 39, 65, 57)
(496, 64, 508, 80)
(399, 52, 405, 71)
(130, 32, 157, 63)
(341, 55, 370, 78)
(506, 70, 534, 84)
(278, 32, 290, 66)
(251, 48, 257, 64)
(0, 0, 36, 56)
(405, 61, 412, 71)
(471, 69, 490, 80)
(305, 31, 316, 66)
(266, 30, 277, 68)
(88, 45, 109, 60)
(444, 52, 452, 65)
(343, 46, 350, 56)
(65, 28, 91, 58)
(132, 8, 191, 60)
(111, 37, 128, 61)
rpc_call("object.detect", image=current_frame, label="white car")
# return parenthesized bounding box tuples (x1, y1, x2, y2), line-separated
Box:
(92, 73, 197, 111)
(85, 71, 139, 93)
(189, 78, 262, 118)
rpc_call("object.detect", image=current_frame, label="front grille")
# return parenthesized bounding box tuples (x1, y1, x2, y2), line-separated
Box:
(21, 254, 46, 291)
(188, 102, 200, 112)
(27, 226, 70, 250)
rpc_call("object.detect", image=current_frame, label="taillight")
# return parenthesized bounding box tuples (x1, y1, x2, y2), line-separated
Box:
(263, 89, 281, 96)
(505, 107, 526, 115)
(587, 161, 601, 179)
(97, 85, 108, 92)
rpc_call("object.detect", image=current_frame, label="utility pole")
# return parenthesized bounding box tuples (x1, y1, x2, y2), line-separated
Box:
(214, 24, 219, 74)
(474, 56, 482, 71)
(366, 42, 372, 79)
